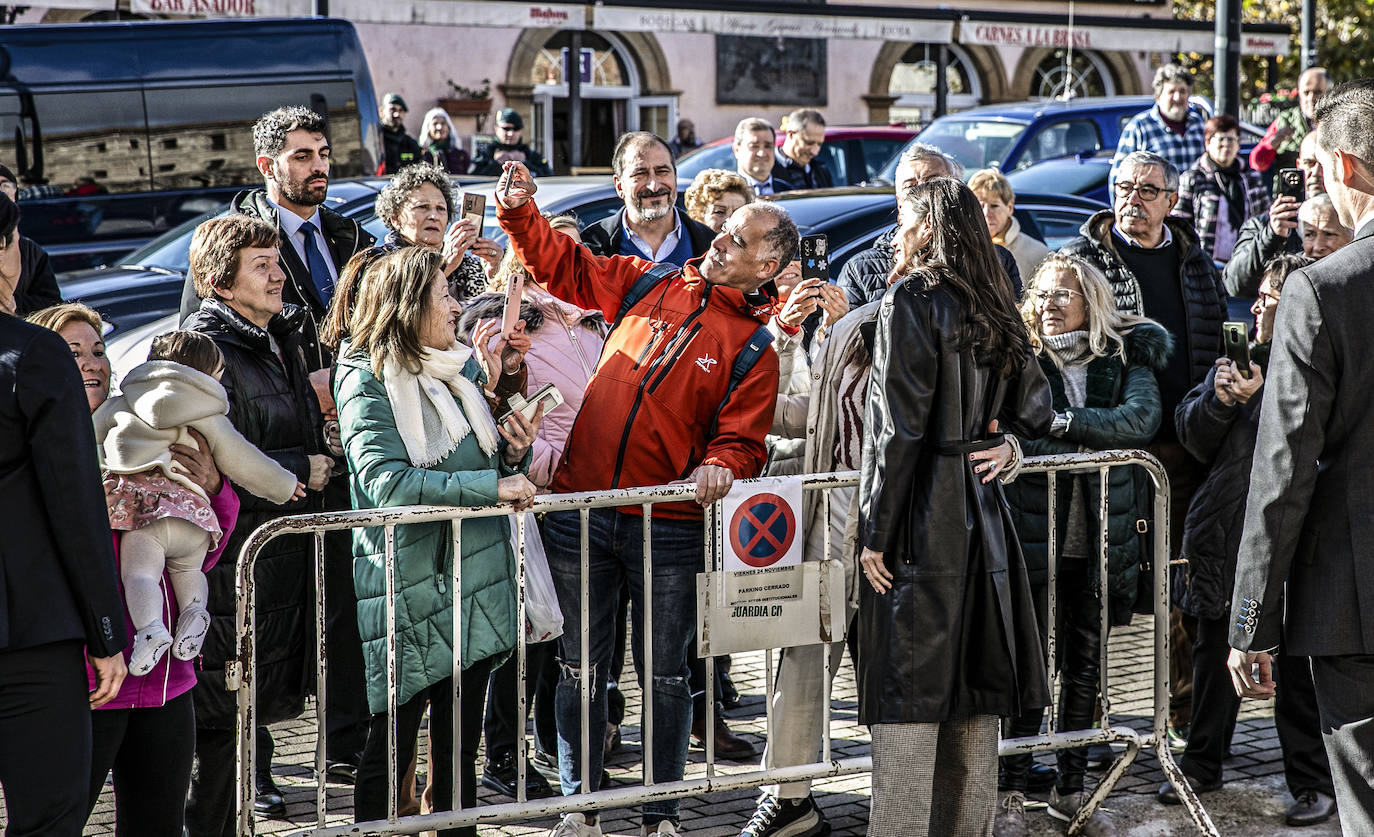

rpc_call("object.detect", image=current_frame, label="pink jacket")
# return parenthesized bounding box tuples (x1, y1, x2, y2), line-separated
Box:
(521, 289, 606, 489)
(87, 480, 240, 710)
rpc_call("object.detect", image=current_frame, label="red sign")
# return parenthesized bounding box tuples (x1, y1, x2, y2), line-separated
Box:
(728, 493, 798, 569)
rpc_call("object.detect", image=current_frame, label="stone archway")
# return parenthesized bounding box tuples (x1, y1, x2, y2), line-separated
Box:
(500, 28, 676, 123)
(1013, 47, 1143, 99)
(865, 40, 1008, 123)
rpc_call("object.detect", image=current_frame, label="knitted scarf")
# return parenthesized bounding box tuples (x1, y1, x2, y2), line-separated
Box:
(382, 343, 499, 468)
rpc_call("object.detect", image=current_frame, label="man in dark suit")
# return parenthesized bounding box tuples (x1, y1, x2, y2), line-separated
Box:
(580, 131, 717, 267)
(1230, 79, 1374, 834)
(0, 313, 128, 835)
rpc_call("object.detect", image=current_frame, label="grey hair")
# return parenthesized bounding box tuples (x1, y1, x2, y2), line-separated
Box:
(1298, 192, 1342, 235)
(374, 162, 455, 232)
(611, 131, 675, 179)
(734, 117, 775, 145)
(1313, 80, 1374, 168)
(1152, 63, 1194, 96)
(746, 202, 801, 280)
(253, 106, 329, 160)
(784, 109, 826, 133)
(897, 142, 963, 180)
(1119, 150, 1179, 192)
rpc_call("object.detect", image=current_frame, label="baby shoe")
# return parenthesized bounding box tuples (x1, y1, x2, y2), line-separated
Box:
(130, 622, 174, 675)
(172, 605, 211, 661)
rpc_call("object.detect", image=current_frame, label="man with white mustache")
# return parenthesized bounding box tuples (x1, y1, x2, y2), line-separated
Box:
(1059, 150, 1226, 751)
(581, 132, 717, 267)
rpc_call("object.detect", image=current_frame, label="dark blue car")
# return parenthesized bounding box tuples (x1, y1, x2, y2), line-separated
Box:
(878, 96, 1264, 182)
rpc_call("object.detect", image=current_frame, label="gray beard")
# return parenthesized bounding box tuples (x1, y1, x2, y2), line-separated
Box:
(637, 203, 672, 223)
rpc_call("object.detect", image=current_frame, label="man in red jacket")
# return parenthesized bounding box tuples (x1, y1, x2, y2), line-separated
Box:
(498, 160, 796, 837)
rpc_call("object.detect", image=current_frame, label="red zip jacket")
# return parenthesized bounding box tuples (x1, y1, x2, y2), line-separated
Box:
(498, 199, 779, 519)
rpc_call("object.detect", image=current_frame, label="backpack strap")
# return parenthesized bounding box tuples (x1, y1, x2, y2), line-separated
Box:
(613, 262, 681, 326)
(709, 324, 775, 438)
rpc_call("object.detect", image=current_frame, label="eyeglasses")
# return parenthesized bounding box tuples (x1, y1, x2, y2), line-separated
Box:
(1031, 288, 1084, 308)
(1114, 181, 1173, 201)
(1210, 135, 1241, 146)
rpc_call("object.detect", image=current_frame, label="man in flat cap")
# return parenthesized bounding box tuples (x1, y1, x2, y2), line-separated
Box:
(472, 107, 551, 177)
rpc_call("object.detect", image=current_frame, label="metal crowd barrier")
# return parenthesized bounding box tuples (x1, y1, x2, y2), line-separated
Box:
(227, 451, 1215, 836)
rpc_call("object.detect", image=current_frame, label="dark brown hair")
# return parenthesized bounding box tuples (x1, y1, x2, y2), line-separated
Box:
(149, 330, 225, 378)
(899, 177, 1032, 372)
(189, 215, 280, 298)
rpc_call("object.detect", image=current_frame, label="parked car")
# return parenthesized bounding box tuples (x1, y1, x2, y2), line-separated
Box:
(877, 96, 1264, 182)
(675, 126, 917, 188)
(1006, 152, 1113, 205)
(103, 182, 1105, 380)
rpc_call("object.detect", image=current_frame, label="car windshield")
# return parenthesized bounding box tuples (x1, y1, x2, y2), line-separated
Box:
(912, 119, 1029, 173)
(117, 209, 222, 273)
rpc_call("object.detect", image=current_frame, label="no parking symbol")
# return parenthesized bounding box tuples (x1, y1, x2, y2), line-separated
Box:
(720, 478, 803, 573)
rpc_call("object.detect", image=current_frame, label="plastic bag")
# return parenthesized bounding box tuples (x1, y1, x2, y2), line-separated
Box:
(512, 512, 564, 643)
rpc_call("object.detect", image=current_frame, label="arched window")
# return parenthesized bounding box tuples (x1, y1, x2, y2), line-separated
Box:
(1030, 50, 1115, 100)
(887, 43, 983, 123)
(531, 31, 630, 89)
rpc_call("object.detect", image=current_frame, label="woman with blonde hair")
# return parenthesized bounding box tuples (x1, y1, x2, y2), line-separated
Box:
(969, 168, 1050, 282)
(996, 252, 1171, 837)
(684, 168, 754, 233)
(334, 245, 541, 835)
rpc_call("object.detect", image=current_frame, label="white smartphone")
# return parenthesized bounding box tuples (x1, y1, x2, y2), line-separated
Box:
(499, 383, 564, 426)
(501, 271, 522, 338)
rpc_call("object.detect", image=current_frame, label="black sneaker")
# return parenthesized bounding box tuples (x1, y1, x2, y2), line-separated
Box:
(739, 793, 828, 837)
(480, 751, 556, 800)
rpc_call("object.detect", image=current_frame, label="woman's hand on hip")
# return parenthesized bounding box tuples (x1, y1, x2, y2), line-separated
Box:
(860, 547, 893, 595)
(498, 474, 537, 511)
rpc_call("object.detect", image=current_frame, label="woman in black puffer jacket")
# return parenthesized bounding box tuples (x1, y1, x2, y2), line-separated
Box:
(1000, 253, 1169, 834)
(181, 216, 330, 837)
(1168, 253, 1334, 820)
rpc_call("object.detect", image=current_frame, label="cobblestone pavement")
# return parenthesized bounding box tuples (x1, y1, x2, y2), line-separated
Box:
(65, 614, 1339, 835)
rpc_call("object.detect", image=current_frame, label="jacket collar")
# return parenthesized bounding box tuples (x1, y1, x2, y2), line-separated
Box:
(1082, 209, 1204, 260)
(198, 297, 305, 351)
(679, 258, 777, 324)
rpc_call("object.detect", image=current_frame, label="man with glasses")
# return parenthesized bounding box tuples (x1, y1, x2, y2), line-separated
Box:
(772, 109, 833, 191)
(472, 107, 551, 177)
(1060, 149, 1226, 750)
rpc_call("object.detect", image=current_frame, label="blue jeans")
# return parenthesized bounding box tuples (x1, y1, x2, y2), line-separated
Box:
(543, 508, 702, 824)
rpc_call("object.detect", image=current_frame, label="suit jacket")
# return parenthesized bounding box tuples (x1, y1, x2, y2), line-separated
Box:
(772, 151, 834, 190)
(579, 207, 716, 261)
(1231, 219, 1374, 655)
(178, 189, 375, 372)
(0, 314, 126, 657)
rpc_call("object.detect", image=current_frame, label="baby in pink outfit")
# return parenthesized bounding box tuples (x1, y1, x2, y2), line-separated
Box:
(95, 331, 303, 675)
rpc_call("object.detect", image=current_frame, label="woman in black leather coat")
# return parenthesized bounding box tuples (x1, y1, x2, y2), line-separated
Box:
(857, 178, 1052, 836)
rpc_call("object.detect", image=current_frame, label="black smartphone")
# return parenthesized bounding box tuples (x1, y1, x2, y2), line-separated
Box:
(1222, 321, 1252, 378)
(799, 234, 829, 283)
(1277, 168, 1305, 203)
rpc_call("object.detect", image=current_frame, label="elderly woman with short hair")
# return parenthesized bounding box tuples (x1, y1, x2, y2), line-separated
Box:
(373, 162, 501, 300)
(684, 168, 754, 233)
(334, 246, 540, 836)
(968, 168, 1050, 282)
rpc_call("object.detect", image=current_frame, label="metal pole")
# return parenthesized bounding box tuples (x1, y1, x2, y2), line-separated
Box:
(1302, 0, 1318, 69)
(312, 0, 328, 16)
(1214, 0, 1242, 117)
(568, 33, 584, 170)
(934, 44, 949, 118)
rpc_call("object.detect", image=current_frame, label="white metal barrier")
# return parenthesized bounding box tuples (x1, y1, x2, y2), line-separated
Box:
(228, 452, 1215, 836)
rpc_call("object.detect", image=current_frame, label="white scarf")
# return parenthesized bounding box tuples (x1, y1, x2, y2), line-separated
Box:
(382, 344, 500, 468)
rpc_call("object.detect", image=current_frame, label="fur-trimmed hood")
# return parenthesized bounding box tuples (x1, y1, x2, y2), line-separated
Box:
(1122, 321, 1173, 373)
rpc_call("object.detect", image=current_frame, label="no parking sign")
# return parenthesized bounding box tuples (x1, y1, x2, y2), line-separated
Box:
(720, 478, 803, 573)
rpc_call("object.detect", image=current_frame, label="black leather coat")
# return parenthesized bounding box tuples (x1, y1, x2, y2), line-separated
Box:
(857, 280, 1053, 724)
(184, 298, 323, 728)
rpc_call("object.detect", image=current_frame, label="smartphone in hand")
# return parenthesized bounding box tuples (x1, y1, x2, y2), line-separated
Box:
(800, 234, 829, 283)
(461, 193, 485, 238)
(1222, 321, 1252, 378)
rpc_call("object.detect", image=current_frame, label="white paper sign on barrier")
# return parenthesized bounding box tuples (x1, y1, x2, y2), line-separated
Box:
(718, 476, 804, 574)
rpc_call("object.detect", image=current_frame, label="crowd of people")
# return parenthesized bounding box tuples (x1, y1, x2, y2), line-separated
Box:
(3, 59, 1373, 837)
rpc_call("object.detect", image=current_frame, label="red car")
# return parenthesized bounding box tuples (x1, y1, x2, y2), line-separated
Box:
(675, 125, 917, 188)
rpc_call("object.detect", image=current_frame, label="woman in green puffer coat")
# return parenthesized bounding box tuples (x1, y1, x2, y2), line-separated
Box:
(333, 247, 540, 836)
(996, 253, 1171, 836)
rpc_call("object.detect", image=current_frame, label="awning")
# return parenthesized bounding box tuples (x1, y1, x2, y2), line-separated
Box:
(126, 0, 1289, 58)
(958, 18, 1290, 57)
